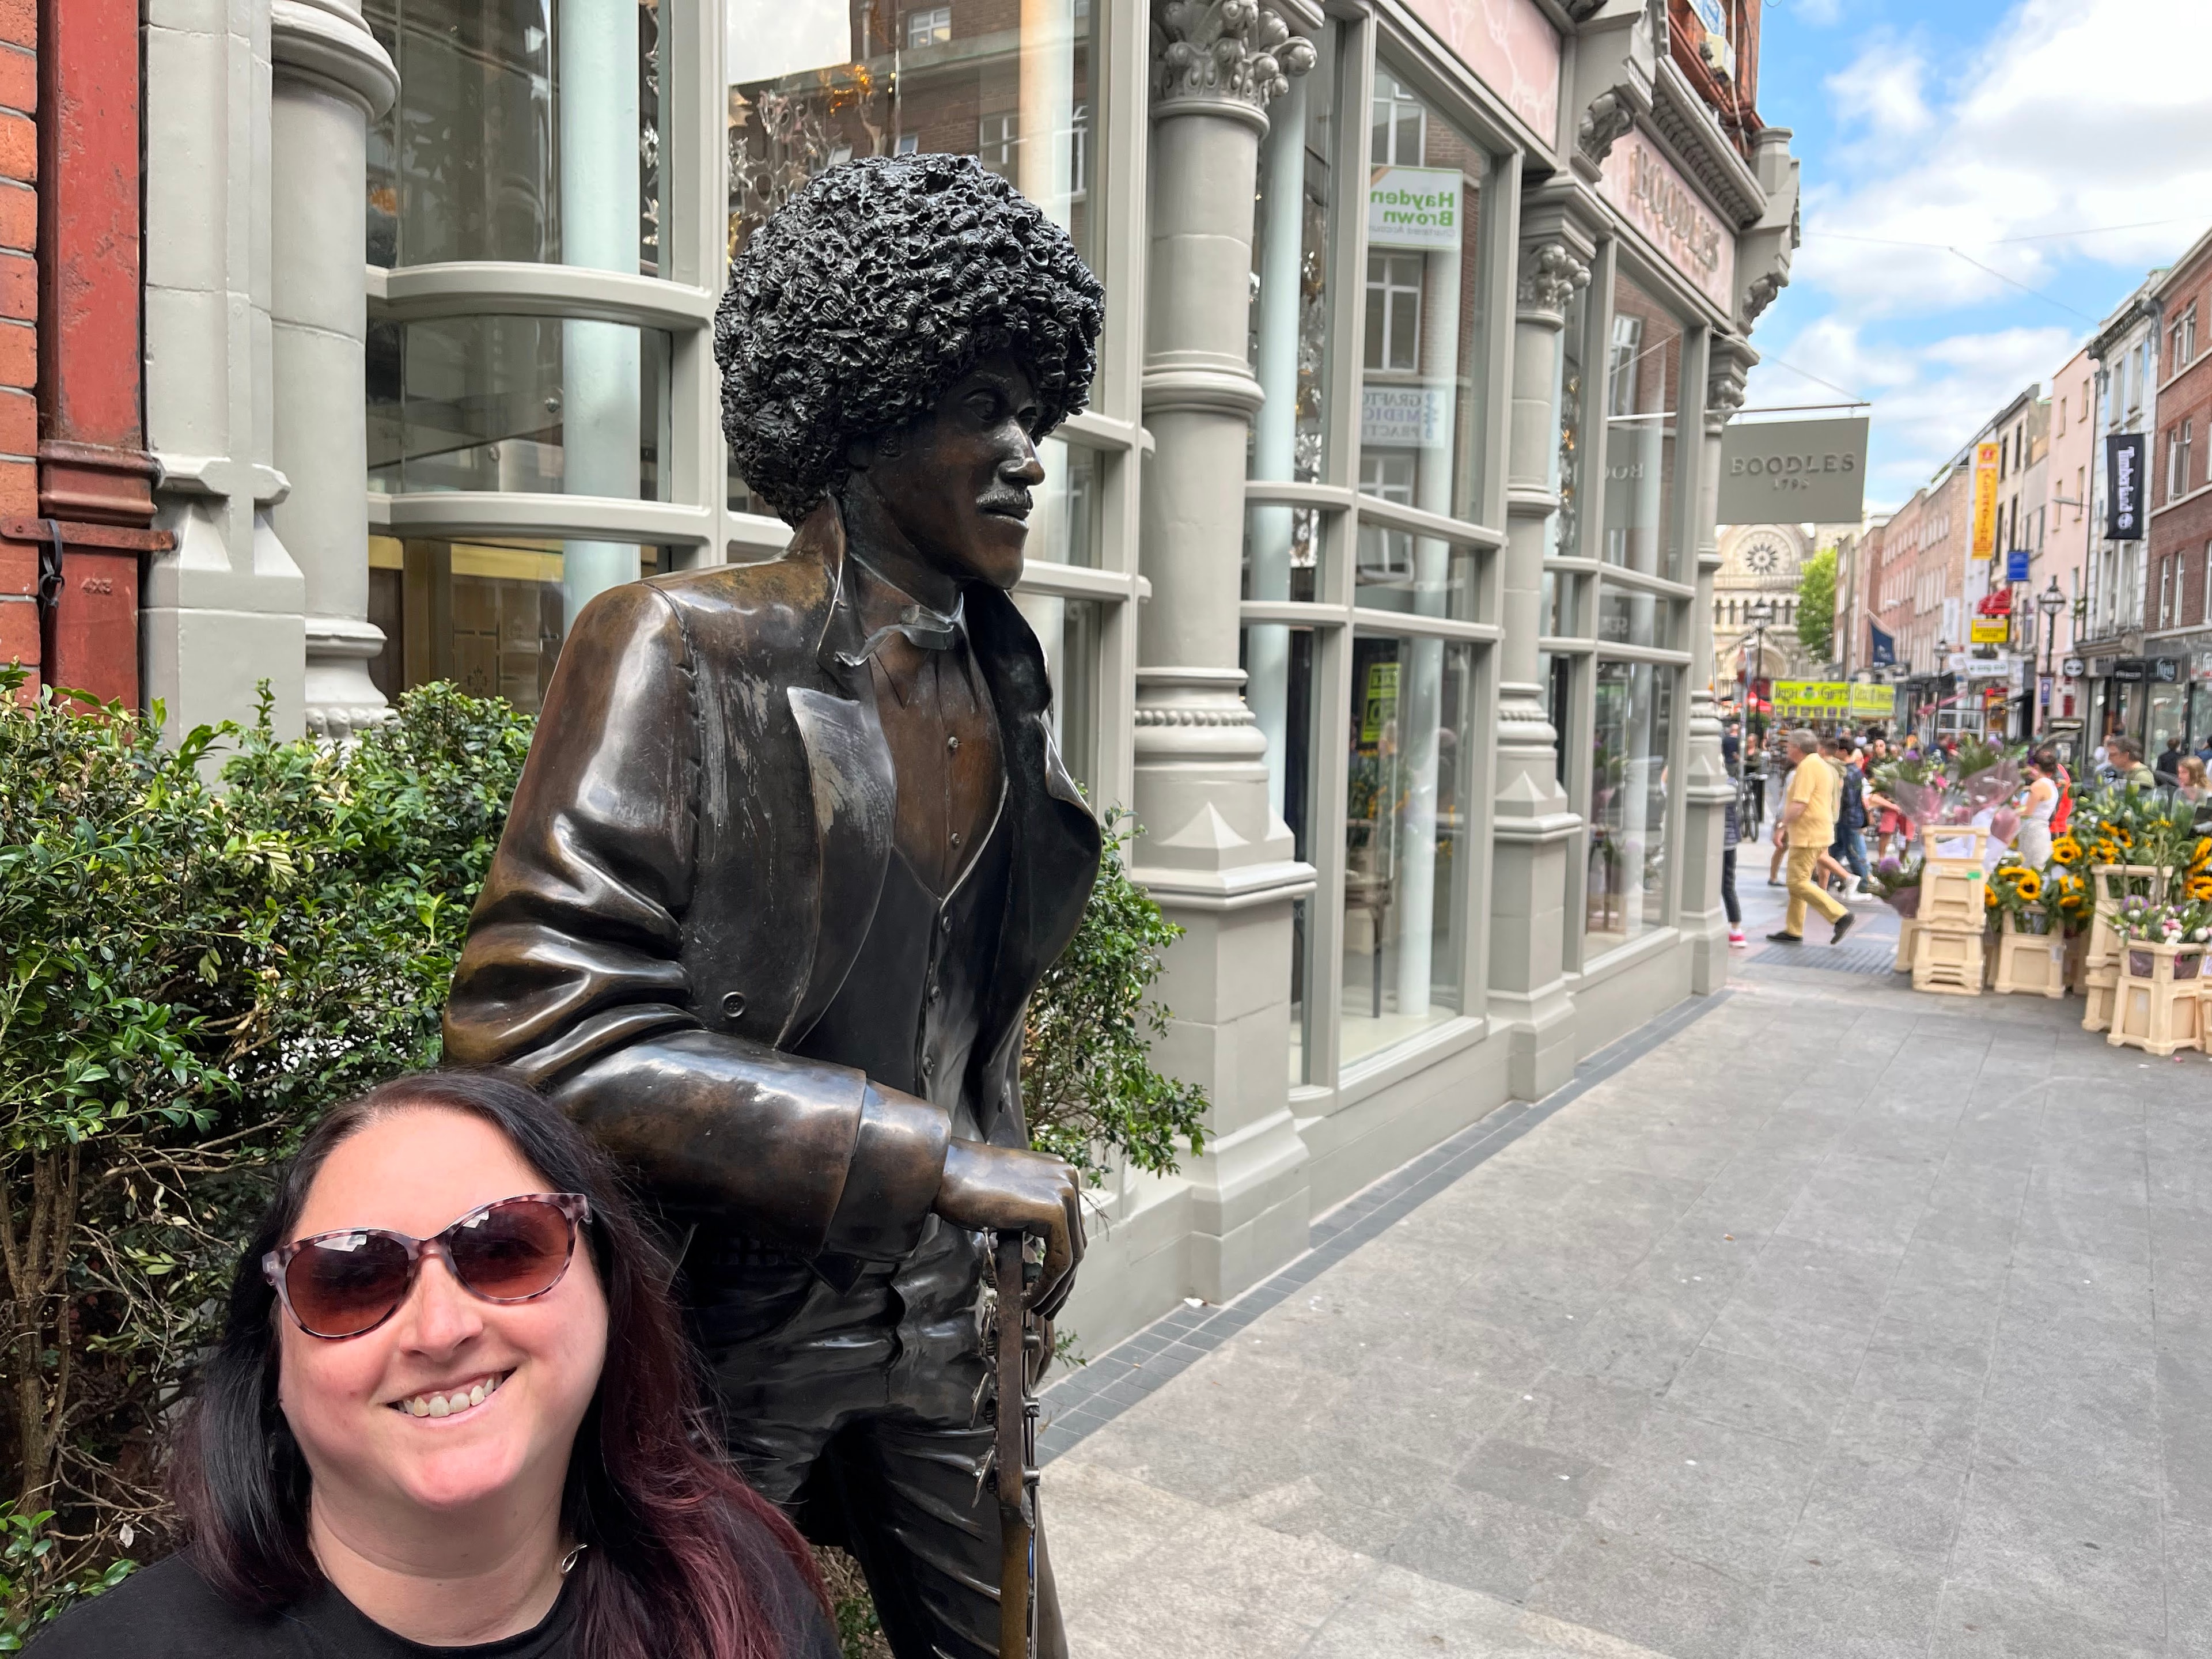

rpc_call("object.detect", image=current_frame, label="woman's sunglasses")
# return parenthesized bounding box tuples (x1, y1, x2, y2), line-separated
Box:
(263, 1194, 592, 1340)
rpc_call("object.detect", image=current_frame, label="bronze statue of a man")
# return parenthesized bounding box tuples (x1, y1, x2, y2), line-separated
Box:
(443, 153, 1105, 1658)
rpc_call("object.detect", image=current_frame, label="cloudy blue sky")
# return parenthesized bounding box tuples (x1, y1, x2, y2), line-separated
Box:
(1743, 0, 2212, 512)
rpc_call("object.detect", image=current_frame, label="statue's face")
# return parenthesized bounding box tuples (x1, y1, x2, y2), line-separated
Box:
(862, 354, 1047, 590)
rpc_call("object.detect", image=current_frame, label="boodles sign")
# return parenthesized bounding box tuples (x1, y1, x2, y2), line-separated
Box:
(1716, 417, 1868, 524)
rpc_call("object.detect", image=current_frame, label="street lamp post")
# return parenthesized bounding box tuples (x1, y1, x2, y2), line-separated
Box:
(1747, 597, 1774, 736)
(2037, 577, 2066, 740)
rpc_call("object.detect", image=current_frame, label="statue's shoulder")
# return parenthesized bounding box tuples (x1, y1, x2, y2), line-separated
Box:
(638, 547, 836, 668)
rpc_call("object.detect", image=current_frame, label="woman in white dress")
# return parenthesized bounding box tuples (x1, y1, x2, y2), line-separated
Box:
(2016, 749, 2059, 869)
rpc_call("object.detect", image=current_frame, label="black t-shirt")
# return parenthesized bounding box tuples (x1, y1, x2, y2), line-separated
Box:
(32, 1550, 838, 1659)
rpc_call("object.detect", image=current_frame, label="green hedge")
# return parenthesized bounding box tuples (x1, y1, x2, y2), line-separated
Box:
(0, 678, 1202, 1646)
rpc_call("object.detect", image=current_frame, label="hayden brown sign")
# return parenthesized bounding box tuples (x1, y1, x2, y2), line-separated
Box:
(1717, 416, 1869, 524)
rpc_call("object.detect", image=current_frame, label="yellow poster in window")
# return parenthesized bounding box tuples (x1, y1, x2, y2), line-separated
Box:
(1970, 442, 2000, 559)
(1360, 662, 1400, 747)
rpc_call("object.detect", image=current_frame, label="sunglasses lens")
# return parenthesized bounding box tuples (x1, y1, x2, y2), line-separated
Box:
(286, 1232, 414, 1338)
(449, 1199, 575, 1301)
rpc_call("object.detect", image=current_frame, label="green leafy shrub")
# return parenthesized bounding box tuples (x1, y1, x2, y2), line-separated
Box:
(0, 685, 1202, 1641)
(0, 677, 532, 1642)
(1022, 808, 1208, 1183)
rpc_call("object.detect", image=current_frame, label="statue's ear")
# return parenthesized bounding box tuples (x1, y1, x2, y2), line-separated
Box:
(846, 429, 903, 471)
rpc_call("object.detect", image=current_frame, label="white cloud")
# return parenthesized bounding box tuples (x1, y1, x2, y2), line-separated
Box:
(1796, 0, 2212, 323)
(1791, 0, 1844, 26)
(1745, 318, 2075, 512)
(1824, 41, 1932, 142)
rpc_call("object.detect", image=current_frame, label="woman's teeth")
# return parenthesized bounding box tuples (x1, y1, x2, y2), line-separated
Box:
(397, 1373, 505, 1418)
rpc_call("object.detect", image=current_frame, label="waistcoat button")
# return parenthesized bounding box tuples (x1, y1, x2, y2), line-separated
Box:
(722, 990, 746, 1018)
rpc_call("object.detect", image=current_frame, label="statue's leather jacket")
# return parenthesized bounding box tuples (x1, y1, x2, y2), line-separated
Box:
(442, 499, 1101, 1264)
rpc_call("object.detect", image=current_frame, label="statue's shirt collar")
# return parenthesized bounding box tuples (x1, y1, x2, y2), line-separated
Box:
(836, 548, 965, 671)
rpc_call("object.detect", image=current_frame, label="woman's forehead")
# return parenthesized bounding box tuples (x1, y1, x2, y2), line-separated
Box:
(294, 1107, 546, 1239)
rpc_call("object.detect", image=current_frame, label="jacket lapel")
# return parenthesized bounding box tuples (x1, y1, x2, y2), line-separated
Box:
(778, 506, 897, 1044)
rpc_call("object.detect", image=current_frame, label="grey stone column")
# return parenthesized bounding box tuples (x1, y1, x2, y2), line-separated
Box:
(143, 0, 308, 737)
(271, 0, 398, 738)
(1489, 232, 1589, 1099)
(1682, 340, 1751, 991)
(1133, 0, 1315, 1301)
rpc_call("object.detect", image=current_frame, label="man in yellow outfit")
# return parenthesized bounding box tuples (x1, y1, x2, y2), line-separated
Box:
(1769, 727, 1854, 945)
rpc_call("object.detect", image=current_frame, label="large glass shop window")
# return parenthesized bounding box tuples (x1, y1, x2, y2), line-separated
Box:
(1601, 272, 1684, 582)
(1586, 660, 1673, 951)
(365, 0, 665, 273)
(722, 0, 1103, 572)
(366, 538, 671, 715)
(1244, 16, 1338, 855)
(1357, 70, 1488, 602)
(1343, 635, 1474, 1062)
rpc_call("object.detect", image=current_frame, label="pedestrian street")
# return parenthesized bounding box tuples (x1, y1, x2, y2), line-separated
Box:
(1038, 884, 2212, 1658)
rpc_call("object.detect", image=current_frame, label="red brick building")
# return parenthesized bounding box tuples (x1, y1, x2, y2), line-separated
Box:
(2147, 225, 2212, 741)
(0, 0, 164, 705)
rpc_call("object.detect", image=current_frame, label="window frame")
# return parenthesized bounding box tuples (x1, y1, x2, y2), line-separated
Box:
(1238, 17, 1516, 1103)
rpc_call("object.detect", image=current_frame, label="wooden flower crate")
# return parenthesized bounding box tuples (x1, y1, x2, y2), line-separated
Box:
(1993, 912, 2066, 998)
(2108, 940, 2207, 1057)
(2082, 961, 2118, 1032)
(1912, 922, 1986, 997)
(1917, 826, 1991, 930)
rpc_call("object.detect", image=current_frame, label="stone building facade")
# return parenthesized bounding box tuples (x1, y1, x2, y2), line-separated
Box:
(69, 0, 1798, 1350)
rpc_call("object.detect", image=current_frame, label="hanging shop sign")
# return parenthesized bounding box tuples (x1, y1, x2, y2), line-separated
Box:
(2062, 655, 2086, 678)
(1969, 443, 1999, 559)
(1968, 616, 2010, 645)
(1869, 624, 1896, 668)
(2005, 549, 2031, 582)
(1368, 166, 1463, 251)
(1715, 417, 1868, 523)
(2105, 432, 2146, 540)
(1597, 130, 1734, 316)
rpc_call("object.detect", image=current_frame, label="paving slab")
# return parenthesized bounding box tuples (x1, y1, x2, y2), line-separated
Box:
(1040, 883, 2212, 1656)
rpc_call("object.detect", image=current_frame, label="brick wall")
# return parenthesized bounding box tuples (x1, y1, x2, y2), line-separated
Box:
(0, 0, 30, 696)
(2149, 239, 2212, 644)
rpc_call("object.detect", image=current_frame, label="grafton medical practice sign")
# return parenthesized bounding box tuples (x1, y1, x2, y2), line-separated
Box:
(1716, 417, 1869, 524)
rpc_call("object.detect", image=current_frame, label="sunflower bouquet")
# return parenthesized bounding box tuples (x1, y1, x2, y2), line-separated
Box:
(2048, 868, 2094, 933)
(1988, 858, 2056, 934)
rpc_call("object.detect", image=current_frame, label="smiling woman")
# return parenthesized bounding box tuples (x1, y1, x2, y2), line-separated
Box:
(31, 1073, 837, 1659)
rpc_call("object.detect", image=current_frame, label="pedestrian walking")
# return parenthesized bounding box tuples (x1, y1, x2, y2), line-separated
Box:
(1721, 731, 1745, 948)
(1770, 728, 1853, 945)
(2111, 735, 2157, 791)
(2158, 737, 2186, 785)
(1824, 734, 1871, 895)
(1767, 740, 1793, 887)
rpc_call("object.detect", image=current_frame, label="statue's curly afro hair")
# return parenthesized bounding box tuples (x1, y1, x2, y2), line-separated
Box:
(716, 153, 1105, 527)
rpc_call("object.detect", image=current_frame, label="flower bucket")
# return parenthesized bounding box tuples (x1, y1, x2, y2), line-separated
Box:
(2180, 953, 2202, 982)
(2128, 948, 2156, 977)
(1886, 885, 1922, 921)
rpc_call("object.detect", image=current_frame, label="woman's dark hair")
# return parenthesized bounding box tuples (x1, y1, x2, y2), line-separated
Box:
(170, 1070, 825, 1659)
(716, 150, 1105, 525)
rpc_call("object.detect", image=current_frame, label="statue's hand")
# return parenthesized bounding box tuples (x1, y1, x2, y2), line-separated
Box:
(935, 1139, 1085, 1316)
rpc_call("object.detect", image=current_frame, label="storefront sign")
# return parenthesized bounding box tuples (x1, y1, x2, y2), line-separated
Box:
(1770, 681, 1900, 718)
(2105, 432, 2146, 540)
(1968, 615, 2009, 645)
(2113, 658, 2147, 681)
(1960, 656, 2014, 680)
(1397, 0, 1559, 139)
(1597, 131, 1734, 316)
(1360, 385, 1448, 448)
(2005, 549, 2031, 582)
(2153, 657, 2182, 684)
(2062, 654, 2087, 678)
(1869, 624, 1896, 668)
(1368, 166, 1463, 251)
(1969, 442, 1999, 560)
(1715, 417, 1868, 522)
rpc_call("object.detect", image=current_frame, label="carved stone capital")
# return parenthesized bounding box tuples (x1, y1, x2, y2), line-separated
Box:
(1577, 87, 1638, 166)
(1516, 241, 1591, 323)
(1152, 0, 1315, 118)
(1705, 351, 1750, 435)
